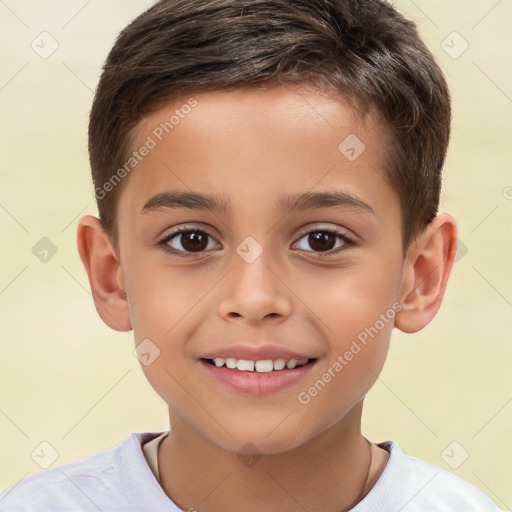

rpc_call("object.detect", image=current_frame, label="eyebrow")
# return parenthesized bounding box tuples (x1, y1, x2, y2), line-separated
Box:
(141, 190, 375, 216)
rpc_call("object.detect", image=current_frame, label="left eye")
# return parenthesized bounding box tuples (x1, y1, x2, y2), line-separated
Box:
(293, 229, 353, 254)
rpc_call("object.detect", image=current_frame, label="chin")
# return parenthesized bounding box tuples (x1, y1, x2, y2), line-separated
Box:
(206, 420, 316, 456)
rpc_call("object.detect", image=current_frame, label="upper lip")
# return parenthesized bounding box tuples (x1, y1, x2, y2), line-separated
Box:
(201, 343, 315, 361)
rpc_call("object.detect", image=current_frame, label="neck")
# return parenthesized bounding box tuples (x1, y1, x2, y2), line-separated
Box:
(157, 401, 386, 512)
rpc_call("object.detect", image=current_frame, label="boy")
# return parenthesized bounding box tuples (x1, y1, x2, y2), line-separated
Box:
(0, 0, 502, 510)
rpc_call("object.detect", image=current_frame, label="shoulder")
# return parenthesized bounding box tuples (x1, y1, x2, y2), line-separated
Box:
(365, 440, 502, 511)
(0, 432, 161, 512)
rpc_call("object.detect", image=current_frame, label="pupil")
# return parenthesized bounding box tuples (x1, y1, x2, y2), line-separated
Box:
(182, 232, 207, 252)
(309, 232, 335, 252)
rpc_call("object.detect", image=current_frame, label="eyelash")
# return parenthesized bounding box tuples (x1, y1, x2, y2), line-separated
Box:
(157, 226, 356, 259)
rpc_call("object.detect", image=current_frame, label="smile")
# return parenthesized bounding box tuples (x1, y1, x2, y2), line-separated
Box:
(203, 357, 312, 372)
(200, 357, 317, 395)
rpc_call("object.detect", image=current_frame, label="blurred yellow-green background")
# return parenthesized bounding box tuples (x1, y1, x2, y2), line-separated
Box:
(1, 0, 511, 507)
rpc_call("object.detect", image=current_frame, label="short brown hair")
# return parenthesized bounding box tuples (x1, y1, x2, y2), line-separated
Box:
(88, 0, 451, 250)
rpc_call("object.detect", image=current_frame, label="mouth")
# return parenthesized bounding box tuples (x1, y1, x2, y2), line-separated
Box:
(200, 357, 317, 395)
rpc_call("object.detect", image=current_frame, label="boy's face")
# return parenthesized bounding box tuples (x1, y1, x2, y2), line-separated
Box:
(116, 84, 405, 453)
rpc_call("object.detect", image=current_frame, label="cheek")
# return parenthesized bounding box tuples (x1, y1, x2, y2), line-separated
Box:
(125, 263, 213, 388)
(295, 309, 394, 436)
(305, 261, 402, 343)
(297, 259, 400, 403)
(126, 261, 210, 338)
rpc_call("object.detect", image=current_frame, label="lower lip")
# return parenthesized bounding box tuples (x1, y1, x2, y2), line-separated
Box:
(200, 360, 315, 396)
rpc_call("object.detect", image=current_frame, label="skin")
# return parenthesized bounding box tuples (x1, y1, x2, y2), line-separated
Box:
(77, 84, 457, 512)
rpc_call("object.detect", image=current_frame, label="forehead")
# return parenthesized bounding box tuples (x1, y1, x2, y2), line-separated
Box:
(118, 84, 397, 227)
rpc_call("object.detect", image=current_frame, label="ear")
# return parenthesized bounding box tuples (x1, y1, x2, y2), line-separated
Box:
(76, 215, 132, 332)
(395, 213, 457, 333)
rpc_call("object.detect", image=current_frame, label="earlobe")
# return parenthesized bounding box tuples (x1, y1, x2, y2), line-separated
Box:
(395, 214, 457, 334)
(77, 215, 132, 332)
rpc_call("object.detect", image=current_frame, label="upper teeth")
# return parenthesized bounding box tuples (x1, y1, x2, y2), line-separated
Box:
(212, 357, 309, 372)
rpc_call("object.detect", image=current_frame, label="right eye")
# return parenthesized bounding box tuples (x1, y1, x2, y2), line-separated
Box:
(158, 227, 221, 256)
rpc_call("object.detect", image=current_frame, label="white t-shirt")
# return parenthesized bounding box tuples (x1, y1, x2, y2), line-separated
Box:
(0, 431, 502, 511)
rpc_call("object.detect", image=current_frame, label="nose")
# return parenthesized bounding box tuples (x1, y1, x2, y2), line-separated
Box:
(218, 247, 293, 325)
